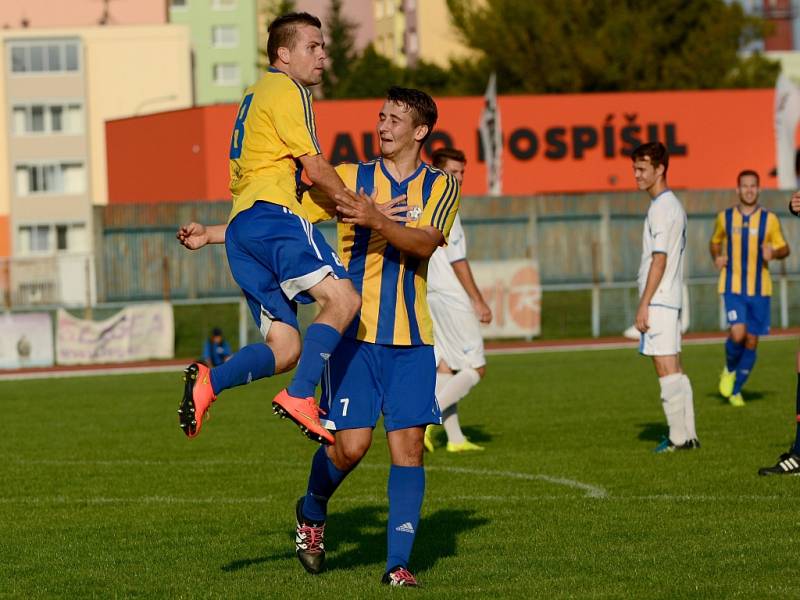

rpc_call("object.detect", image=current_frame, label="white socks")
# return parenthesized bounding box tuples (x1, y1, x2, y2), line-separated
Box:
(437, 368, 481, 412)
(435, 368, 482, 444)
(681, 374, 697, 441)
(659, 373, 688, 446)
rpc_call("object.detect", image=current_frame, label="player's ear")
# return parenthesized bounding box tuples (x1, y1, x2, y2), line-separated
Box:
(414, 124, 429, 143)
(277, 45, 291, 64)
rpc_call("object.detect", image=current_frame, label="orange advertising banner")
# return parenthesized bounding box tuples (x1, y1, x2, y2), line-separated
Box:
(312, 89, 776, 196)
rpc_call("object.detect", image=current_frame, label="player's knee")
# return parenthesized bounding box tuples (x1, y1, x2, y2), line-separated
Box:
(318, 279, 361, 323)
(476, 366, 486, 379)
(745, 335, 759, 350)
(730, 328, 746, 344)
(333, 438, 371, 469)
(266, 325, 302, 373)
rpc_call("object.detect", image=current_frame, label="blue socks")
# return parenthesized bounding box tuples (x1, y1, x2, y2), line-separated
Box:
(386, 465, 425, 572)
(302, 446, 350, 523)
(733, 348, 756, 396)
(794, 373, 800, 455)
(209, 342, 275, 395)
(287, 323, 341, 399)
(725, 338, 745, 372)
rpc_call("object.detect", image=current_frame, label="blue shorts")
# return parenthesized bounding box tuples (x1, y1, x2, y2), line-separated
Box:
(226, 201, 349, 335)
(320, 337, 441, 433)
(723, 293, 770, 336)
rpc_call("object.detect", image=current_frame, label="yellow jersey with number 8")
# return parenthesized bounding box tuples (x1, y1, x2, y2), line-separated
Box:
(228, 67, 321, 223)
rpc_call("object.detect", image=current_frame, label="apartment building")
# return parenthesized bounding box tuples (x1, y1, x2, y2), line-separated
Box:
(0, 26, 192, 304)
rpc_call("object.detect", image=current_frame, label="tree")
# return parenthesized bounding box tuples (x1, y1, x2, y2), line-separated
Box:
(321, 0, 358, 98)
(445, 0, 779, 93)
(335, 45, 404, 99)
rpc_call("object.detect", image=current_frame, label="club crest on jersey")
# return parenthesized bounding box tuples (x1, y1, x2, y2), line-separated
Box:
(407, 206, 422, 221)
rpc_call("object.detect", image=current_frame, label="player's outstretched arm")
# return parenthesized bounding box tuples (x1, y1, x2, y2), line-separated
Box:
(299, 154, 350, 202)
(335, 188, 442, 258)
(176, 222, 227, 250)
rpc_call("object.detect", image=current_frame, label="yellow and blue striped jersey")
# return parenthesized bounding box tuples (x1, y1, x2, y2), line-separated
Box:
(228, 66, 321, 223)
(711, 206, 787, 296)
(304, 158, 460, 346)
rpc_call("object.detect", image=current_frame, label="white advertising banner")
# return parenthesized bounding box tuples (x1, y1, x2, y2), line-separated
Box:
(471, 260, 541, 338)
(0, 312, 54, 369)
(56, 302, 174, 365)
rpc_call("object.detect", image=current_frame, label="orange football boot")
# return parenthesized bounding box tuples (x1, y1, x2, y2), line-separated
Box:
(178, 363, 217, 438)
(272, 389, 335, 445)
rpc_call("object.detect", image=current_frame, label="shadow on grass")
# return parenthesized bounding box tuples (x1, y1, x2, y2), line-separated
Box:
(433, 424, 493, 446)
(222, 504, 489, 575)
(637, 422, 668, 442)
(324, 504, 490, 574)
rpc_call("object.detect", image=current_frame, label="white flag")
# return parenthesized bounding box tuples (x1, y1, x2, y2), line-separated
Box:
(479, 72, 503, 196)
(775, 71, 800, 190)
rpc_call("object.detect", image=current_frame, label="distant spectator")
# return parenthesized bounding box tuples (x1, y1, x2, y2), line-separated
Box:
(202, 328, 232, 367)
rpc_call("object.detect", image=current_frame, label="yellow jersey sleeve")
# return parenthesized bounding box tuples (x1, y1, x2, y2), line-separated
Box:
(710, 211, 727, 245)
(418, 172, 460, 242)
(273, 79, 321, 158)
(766, 212, 788, 250)
(301, 164, 357, 224)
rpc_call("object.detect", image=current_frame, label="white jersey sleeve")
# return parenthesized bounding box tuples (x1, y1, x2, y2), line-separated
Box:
(444, 214, 467, 263)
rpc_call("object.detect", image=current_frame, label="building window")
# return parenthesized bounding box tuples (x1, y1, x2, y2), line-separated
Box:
(12, 103, 83, 135)
(211, 0, 237, 10)
(15, 162, 86, 196)
(213, 63, 240, 85)
(169, 0, 188, 8)
(212, 25, 239, 48)
(17, 223, 87, 256)
(8, 40, 81, 74)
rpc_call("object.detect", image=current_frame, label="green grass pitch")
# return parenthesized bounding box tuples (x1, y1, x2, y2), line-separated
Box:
(2, 340, 799, 598)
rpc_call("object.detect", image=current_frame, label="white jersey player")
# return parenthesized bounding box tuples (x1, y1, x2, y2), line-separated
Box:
(425, 148, 492, 453)
(632, 142, 698, 453)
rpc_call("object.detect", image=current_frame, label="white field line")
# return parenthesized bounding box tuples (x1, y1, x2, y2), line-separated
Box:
(0, 494, 792, 506)
(10, 459, 608, 499)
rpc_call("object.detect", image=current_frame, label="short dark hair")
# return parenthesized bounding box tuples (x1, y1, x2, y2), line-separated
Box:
(631, 142, 669, 176)
(737, 169, 759, 186)
(431, 147, 466, 169)
(267, 12, 321, 64)
(386, 86, 438, 144)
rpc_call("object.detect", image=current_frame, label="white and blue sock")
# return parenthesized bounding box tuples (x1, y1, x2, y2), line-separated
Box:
(287, 323, 341, 398)
(386, 465, 425, 572)
(733, 348, 756, 396)
(725, 338, 744, 372)
(209, 342, 275, 395)
(302, 446, 349, 523)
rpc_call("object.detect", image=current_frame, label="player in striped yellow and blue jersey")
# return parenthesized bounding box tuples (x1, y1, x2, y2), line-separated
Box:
(295, 87, 460, 587)
(176, 13, 362, 447)
(710, 170, 790, 406)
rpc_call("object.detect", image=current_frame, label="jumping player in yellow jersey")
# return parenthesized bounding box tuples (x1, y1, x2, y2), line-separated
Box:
(177, 88, 460, 587)
(710, 170, 790, 407)
(176, 13, 362, 445)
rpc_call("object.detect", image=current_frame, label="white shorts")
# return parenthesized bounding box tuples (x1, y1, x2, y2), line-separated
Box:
(428, 296, 486, 371)
(639, 305, 681, 356)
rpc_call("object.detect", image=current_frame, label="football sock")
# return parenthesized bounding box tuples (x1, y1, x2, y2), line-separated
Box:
(437, 368, 481, 412)
(209, 342, 275, 395)
(435, 371, 453, 397)
(442, 405, 466, 444)
(793, 373, 800, 455)
(681, 374, 697, 441)
(732, 348, 757, 396)
(302, 446, 350, 523)
(386, 465, 425, 572)
(659, 373, 687, 446)
(287, 323, 341, 399)
(725, 338, 745, 372)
